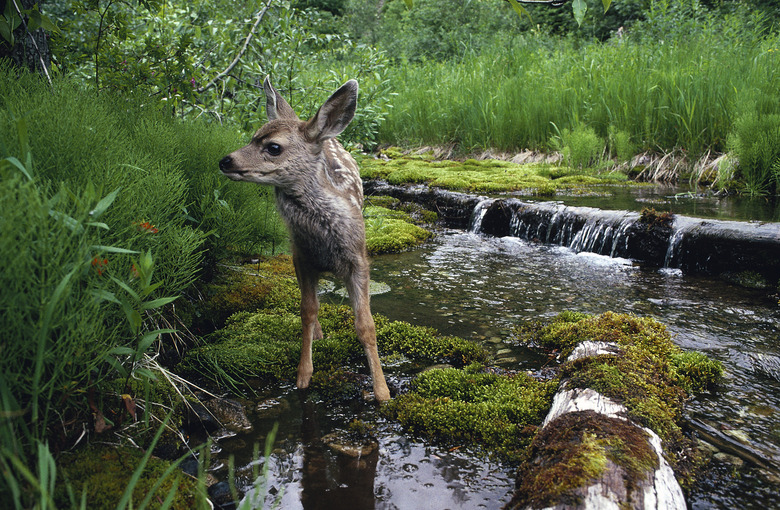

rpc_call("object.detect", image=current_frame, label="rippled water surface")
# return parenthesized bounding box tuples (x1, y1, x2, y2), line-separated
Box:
(211, 229, 780, 509)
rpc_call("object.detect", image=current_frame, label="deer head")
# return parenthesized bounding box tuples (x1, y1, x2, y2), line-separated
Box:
(218, 77, 358, 190)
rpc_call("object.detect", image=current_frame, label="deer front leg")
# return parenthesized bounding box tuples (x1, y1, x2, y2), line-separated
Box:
(294, 256, 320, 390)
(346, 270, 391, 402)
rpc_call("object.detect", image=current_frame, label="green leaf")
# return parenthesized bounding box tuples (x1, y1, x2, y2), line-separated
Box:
(89, 289, 121, 304)
(573, 0, 587, 26)
(27, 8, 42, 32)
(403, 0, 412, 8)
(0, 20, 13, 46)
(108, 346, 136, 356)
(1, 156, 32, 181)
(602, 0, 612, 13)
(85, 221, 110, 230)
(142, 296, 178, 310)
(104, 355, 129, 378)
(109, 275, 141, 302)
(91, 245, 139, 255)
(506, 0, 532, 24)
(89, 187, 120, 218)
(49, 210, 84, 233)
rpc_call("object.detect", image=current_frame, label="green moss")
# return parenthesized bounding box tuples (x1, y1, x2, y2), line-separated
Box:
(199, 255, 300, 327)
(54, 446, 200, 509)
(364, 206, 433, 254)
(383, 366, 558, 461)
(670, 351, 724, 392)
(513, 311, 723, 444)
(360, 155, 629, 194)
(510, 411, 659, 509)
(179, 305, 489, 391)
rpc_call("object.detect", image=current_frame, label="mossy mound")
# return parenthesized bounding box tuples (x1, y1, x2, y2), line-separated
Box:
(383, 364, 558, 461)
(54, 446, 200, 509)
(177, 305, 488, 390)
(360, 155, 627, 194)
(364, 206, 433, 254)
(198, 255, 300, 328)
(513, 311, 723, 442)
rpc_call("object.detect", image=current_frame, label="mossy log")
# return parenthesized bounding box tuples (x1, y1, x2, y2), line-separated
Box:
(508, 341, 686, 510)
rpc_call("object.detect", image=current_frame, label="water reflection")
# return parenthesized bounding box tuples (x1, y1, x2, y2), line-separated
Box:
(234, 388, 514, 510)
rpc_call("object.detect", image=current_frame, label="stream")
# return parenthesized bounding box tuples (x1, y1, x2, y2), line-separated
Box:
(206, 189, 780, 509)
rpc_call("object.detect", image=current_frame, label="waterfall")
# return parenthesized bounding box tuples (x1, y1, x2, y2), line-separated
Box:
(468, 199, 493, 234)
(503, 201, 640, 258)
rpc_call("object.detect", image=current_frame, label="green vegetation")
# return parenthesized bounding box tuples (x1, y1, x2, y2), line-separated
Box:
(54, 446, 201, 509)
(361, 150, 627, 194)
(180, 305, 489, 391)
(364, 205, 433, 254)
(513, 311, 723, 441)
(384, 365, 558, 461)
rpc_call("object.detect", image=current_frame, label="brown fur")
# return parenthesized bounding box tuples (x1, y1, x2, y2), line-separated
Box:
(219, 78, 390, 402)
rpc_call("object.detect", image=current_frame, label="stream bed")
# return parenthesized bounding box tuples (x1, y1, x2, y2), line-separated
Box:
(206, 204, 780, 509)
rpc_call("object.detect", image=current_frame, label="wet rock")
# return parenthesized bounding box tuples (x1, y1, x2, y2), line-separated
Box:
(188, 397, 253, 434)
(208, 481, 235, 509)
(321, 430, 379, 458)
(714, 452, 745, 468)
(255, 397, 291, 420)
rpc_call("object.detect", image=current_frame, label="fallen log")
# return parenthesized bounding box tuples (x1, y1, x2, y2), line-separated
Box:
(507, 339, 688, 510)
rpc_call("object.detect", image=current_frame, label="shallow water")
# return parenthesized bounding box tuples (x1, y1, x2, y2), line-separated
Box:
(209, 229, 780, 509)
(529, 184, 780, 223)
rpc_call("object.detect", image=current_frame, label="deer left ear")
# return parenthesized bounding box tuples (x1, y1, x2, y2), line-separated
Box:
(305, 80, 358, 142)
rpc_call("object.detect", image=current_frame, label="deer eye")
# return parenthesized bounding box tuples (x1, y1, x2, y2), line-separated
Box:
(266, 143, 282, 156)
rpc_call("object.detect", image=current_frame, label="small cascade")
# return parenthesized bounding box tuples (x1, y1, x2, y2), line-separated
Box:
(663, 216, 701, 268)
(468, 199, 494, 234)
(504, 201, 640, 259)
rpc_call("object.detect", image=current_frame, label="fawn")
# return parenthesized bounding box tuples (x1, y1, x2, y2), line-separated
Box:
(219, 78, 391, 402)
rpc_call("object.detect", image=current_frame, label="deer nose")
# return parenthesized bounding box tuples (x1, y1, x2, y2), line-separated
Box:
(219, 155, 233, 171)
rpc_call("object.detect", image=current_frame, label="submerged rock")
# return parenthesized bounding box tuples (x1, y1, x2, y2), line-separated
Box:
(321, 430, 379, 458)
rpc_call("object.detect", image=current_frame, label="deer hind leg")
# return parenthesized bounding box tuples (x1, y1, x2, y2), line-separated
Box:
(346, 268, 391, 402)
(294, 255, 320, 390)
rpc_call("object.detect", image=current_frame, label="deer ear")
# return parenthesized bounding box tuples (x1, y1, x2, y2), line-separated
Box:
(305, 80, 358, 142)
(264, 77, 298, 121)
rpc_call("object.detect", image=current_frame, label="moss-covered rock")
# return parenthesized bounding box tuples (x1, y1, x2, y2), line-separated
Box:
(55, 445, 200, 509)
(383, 364, 558, 461)
(509, 411, 660, 509)
(364, 206, 433, 254)
(178, 305, 489, 391)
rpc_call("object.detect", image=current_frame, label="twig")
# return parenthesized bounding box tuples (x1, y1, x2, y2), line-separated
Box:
(196, 0, 273, 94)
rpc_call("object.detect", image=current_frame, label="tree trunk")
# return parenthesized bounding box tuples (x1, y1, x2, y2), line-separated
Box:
(0, 0, 51, 76)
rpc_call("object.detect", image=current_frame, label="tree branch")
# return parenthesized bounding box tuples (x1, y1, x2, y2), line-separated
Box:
(196, 0, 273, 94)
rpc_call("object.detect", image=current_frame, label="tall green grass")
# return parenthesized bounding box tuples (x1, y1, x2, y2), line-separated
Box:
(0, 66, 287, 506)
(379, 20, 780, 160)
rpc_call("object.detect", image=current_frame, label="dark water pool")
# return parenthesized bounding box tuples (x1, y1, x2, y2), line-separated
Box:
(208, 230, 780, 509)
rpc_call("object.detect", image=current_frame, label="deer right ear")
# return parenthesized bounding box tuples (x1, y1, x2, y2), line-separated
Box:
(264, 77, 298, 121)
